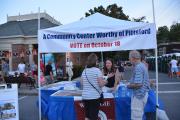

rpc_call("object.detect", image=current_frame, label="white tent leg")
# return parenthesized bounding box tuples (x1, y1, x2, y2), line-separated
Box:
(151, 0, 159, 119)
(155, 48, 159, 119)
(38, 7, 42, 120)
(101, 51, 104, 70)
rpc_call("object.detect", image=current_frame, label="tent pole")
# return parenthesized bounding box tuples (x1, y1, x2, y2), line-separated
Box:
(37, 7, 42, 120)
(151, 0, 159, 120)
(43, 53, 46, 71)
(155, 48, 159, 119)
(101, 51, 104, 70)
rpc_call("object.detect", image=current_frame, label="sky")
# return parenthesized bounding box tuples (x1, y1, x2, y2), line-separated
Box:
(0, 0, 180, 28)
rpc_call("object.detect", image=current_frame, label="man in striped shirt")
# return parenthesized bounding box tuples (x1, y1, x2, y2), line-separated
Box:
(127, 50, 150, 120)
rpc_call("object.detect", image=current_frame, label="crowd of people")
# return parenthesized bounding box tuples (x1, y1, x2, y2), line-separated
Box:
(0, 51, 178, 120)
(1, 51, 178, 119)
(40, 58, 74, 86)
(0, 58, 38, 87)
(81, 51, 150, 120)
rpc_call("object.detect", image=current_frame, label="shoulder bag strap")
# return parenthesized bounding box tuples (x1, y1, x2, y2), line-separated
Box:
(85, 69, 102, 95)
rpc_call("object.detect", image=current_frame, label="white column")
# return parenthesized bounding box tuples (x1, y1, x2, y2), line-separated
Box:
(9, 49, 12, 71)
(29, 44, 33, 65)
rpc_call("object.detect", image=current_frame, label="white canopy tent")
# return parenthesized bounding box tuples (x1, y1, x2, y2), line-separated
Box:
(38, 12, 159, 119)
(39, 13, 156, 53)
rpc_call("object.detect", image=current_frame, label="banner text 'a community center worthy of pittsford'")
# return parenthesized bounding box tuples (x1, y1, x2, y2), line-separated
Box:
(43, 28, 151, 40)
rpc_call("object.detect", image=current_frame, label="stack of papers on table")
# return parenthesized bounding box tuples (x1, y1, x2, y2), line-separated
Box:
(51, 89, 114, 101)
(42, 81, 79, 90)
(51, 90, 82, 97)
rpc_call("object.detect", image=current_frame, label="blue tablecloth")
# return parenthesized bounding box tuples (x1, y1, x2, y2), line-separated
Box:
(115, 90, 164, 120)
(40, 81, 80, 118)
(41, 89, 60, 117)
(48, 96, 76, 120)
(115, 97, 131, 120)
(41, 89, 163, 120)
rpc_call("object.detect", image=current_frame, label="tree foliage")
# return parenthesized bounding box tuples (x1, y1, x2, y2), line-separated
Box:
(86, 4, 130, 20)
(85, 4, 147, 22)
(157, 26, 169, 43)
(157, 23, 180, 43)
(169, 23, 180, 42)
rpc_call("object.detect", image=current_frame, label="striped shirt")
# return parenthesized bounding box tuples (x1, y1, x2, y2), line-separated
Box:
(130, 62, 150, 99)
(81, 67, 103, 100)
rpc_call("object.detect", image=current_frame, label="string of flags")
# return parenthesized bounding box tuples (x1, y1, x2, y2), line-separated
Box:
(0, 49, 37, 58)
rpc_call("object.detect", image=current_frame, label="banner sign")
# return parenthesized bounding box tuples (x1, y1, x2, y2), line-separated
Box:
(39, 24, 156, 53)
(0, 84, 19, 120)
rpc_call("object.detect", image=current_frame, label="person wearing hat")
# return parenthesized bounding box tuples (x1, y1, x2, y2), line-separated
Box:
(127, 50, 150, 120)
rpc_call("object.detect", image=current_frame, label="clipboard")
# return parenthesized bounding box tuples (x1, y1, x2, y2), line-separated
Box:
(0, 84, 19, 120)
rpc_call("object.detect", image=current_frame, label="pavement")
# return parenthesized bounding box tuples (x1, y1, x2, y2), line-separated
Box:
(18, 96, 39, 120)
(17, 69, 180, 120)
(155, 72, 180, 120)
(18, 84, 38, 96)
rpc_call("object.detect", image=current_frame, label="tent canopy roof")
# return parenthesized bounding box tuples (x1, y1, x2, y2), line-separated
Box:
(42, 13, 153, 33)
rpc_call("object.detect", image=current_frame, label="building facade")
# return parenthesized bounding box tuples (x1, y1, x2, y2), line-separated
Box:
(0, 12, 60, 71)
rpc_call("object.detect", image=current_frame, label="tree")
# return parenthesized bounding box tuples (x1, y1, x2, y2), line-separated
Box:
(169, 23, 180, 42)
(132, 16, 146, 22)
(85, 4, 147, 22)
(157, 26, 170, 43)
(157, 23, 180, 44)
(85, 4, 129, 20)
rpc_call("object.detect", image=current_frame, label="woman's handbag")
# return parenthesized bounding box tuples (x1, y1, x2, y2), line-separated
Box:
(99, 93, 104, 103)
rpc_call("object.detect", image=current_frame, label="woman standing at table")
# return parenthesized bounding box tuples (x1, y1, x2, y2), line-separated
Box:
(103, 58, 121, 90)
(81, 53, 107, 120)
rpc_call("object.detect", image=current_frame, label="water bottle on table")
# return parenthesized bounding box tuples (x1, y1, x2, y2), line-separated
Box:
(118, 83, 127, 97)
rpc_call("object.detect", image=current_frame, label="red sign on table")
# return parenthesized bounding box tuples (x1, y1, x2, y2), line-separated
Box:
(74, 98, 115, 120)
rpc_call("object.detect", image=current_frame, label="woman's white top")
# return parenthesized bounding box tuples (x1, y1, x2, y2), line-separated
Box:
(81, 67, 103, 100)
